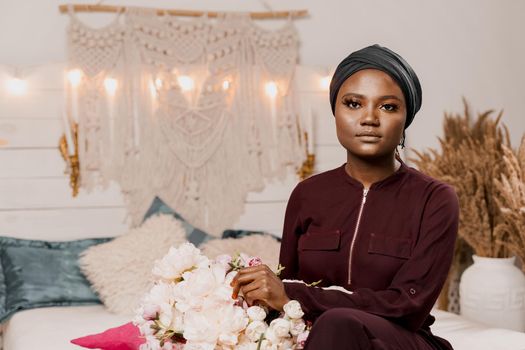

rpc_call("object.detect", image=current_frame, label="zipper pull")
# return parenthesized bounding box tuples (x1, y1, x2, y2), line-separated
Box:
(363, 188, 369, 201)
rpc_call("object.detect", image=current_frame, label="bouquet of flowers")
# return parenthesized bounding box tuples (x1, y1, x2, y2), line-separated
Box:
(133, 242, 310, 350)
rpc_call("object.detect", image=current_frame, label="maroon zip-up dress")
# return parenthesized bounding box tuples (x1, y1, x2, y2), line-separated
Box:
(279, 162, 458, 349)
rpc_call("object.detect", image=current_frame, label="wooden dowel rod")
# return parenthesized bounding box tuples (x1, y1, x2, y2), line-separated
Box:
(58, 4, 308, 19)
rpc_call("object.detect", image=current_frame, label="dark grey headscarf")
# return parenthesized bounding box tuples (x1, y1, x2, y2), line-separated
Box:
(329, 44, 422, 129)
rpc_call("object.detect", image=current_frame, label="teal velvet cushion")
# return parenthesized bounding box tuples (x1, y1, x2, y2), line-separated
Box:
(143, 197, 213, 246)
(0, 236, 111, 323)
(222, 229, 281, 243)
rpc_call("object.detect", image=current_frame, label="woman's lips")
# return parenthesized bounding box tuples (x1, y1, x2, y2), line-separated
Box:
(356, 132, 381, 142)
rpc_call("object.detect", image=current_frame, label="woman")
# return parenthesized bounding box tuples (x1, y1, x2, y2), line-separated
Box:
(231, 44, 458, 349)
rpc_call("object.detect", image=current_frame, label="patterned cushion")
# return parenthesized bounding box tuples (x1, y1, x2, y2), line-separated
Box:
(80, 214, 188, 315)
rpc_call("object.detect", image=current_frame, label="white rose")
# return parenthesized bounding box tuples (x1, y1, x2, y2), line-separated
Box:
(289, 318, 306, 336)
(278, 338, 294, 350)
(283, 300, 304, 320)
(269, 318, 291, 338)
(245, 320, 268, 342)
(247, 306, 267, 321)
(259, 339, 278, 350)
(236, 339, 258, 350)
(263, 327, 279, 345)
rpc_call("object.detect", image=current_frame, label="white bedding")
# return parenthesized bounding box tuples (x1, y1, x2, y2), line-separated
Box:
(2, 305, 129, 350)
(431, 309, 525, 350)
(2, 306, 525, 350)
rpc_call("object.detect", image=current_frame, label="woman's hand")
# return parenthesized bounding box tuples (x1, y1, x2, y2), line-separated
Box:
(230, 264, 290, 311)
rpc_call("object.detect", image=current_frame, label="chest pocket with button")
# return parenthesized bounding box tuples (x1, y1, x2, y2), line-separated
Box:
(367, 233, 412, 259)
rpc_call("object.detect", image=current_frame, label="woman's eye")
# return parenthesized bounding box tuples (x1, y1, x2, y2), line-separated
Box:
(344, 100, 360, 109)
(381, 104, 398, 112)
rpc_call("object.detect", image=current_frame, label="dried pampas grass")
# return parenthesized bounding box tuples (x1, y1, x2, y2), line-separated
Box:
(411, 99, 511, 258)
(494, 136, 525, 271)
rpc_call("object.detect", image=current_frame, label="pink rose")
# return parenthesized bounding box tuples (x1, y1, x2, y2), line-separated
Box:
(142, 304, 160, 320)
(248, 257, 262, 267)
(296, 330, 310, 349)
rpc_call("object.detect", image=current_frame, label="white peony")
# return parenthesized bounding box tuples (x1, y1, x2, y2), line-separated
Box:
(269, 318, 291, 338)
(222, 305, 249, 334)
(247, 306, 267, 321)
(218, 333, 238, 346)
(245, 320, 268, 342)
(183, 341, 216, 350)
(183, 309, 221, 344)
(152, 243, 209, 281)
(173, 265, 228, 313)
(283, 300, 304, 320)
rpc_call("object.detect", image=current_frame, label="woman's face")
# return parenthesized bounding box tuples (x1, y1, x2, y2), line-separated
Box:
(334, 69, 406, 160)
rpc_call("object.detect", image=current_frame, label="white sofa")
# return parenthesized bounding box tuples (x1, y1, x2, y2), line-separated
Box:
(2, 305, 525, 350)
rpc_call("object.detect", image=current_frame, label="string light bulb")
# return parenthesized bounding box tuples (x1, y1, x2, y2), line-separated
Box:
(264, 81, 278, 98)
(6, 77, 27, 95)
(149, 80, 158, 98)
(67, 69, 83, 87)
(320, 76, 330, 91)
(104, 77, 118, 96)
(177, 75, 194, 92)
(222, 79, 231, 91)
(155, 77, 163, 90)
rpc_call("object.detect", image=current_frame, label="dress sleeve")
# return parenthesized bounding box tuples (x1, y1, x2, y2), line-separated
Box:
(278, 184, 304, 281)
(283, 184, 459, 331)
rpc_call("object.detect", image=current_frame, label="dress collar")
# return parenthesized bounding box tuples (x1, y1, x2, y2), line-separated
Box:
(338, 160, 408, 190)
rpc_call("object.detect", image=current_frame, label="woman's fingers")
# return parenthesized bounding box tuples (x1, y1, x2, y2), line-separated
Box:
(240, 280, 265, 305)
(231, 265, 272, 298)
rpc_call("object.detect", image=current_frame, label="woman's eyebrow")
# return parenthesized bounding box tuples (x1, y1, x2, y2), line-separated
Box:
(340, 93, 402, 102)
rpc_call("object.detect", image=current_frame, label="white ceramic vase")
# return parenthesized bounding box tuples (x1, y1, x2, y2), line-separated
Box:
(460, 255, 525, 331)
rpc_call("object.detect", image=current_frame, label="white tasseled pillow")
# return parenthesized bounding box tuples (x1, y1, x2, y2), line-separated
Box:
(200, 234, 281, 272)
(79, 214, 188, 315)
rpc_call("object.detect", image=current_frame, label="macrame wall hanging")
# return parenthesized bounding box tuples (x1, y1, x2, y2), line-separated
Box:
(62, 5, 309, 236)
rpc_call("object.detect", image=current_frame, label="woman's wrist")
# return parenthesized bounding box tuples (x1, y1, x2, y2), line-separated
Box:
(276, 295, 291, 311)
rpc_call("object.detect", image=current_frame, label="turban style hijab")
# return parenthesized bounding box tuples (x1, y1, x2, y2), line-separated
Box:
(329, 44, 422, 129)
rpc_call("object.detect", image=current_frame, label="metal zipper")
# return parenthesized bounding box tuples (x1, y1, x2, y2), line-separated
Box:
(348, 188, 369, 285)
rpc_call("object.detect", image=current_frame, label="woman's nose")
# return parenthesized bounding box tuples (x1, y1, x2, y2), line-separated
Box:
(360, 106, 380, 126)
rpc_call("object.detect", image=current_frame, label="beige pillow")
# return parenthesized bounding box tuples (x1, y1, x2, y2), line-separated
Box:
(80, 214, 187, 315)
(200, 234, 281, 272)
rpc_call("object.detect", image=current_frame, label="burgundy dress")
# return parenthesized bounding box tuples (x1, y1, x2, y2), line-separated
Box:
(279, 162, 458, 350)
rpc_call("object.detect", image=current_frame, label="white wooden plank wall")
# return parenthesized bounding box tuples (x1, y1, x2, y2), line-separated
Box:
(0, 64, 345, 240)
